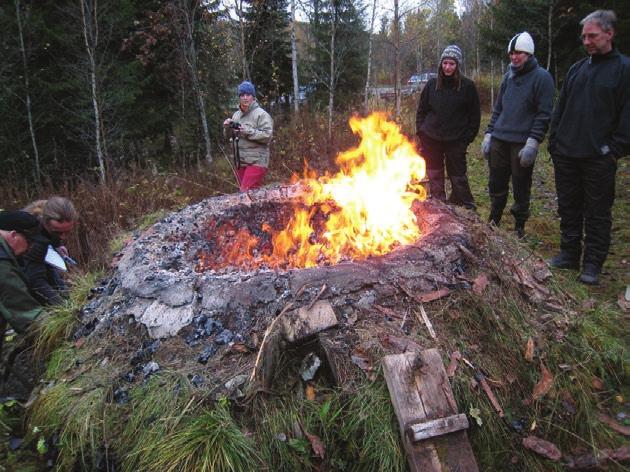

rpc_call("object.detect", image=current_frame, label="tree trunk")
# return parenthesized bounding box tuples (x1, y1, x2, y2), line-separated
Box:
(80, 0, 106, 184)
(180, 0, 212, 164)
(363, 0, 377, 115)
(394, 0, 402, 122)
(235, 0, 249, 81)
(327, 0, 336, 141)
(546, 2, 552, 70)
(291, 0, 299, 114)
(15, 0, 41, 186)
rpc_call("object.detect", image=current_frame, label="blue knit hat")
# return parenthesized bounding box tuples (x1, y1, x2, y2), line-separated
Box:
(237, 81, 256, 96)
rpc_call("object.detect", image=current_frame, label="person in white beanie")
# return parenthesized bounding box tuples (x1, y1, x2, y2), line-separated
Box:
(481, 31, 554, 238)
(416, 45, 480, 209)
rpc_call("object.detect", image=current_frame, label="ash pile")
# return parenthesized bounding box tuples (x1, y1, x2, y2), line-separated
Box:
(75, 183, 554, 397)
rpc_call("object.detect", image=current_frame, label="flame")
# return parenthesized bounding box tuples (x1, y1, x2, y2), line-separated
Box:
(196, 112, 426, 272)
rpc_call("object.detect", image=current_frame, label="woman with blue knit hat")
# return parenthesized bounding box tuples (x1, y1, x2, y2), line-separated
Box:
(223, 81, 273, 191)
(481, 32, 554, 238)
(416, 44, 481, 210)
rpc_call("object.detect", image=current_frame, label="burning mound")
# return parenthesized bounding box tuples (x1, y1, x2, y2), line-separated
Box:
(197, 113, 427, 271)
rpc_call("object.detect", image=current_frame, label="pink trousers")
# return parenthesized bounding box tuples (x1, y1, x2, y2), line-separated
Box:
(237, 165, 267, 192)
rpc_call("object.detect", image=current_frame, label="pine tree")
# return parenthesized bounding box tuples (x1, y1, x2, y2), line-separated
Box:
(243, 0, 292, 105)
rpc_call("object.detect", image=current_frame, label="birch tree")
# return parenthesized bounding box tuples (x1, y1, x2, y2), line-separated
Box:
(172, 0, 212, 164)
(15, 0, 41, 185)
(363, 0, 377, 114)
(291, 0, 299, 113)
(79, 0, 107, 183)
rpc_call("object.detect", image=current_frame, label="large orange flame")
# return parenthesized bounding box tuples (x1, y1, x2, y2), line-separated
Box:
(267, 112, 426, 268)
(196, 112, 426, 272)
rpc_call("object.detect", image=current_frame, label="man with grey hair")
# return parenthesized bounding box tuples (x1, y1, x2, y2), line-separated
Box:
(548, 10, 630, 285)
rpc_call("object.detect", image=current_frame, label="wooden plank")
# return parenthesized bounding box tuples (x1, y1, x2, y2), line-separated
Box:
(406, 413, 469, 442)
(382, 349, 478, 472)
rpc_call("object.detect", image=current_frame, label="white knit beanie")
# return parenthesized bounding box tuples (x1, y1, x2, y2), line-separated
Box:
(507, 32, 535, 55)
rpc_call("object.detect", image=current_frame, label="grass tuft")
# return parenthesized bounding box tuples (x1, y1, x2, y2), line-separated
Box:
(137, 399, 261, 472)
(33, 271, 102, 361)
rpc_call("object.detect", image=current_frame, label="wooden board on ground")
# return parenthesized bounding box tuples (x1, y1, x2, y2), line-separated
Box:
(382, 349, 478, 472)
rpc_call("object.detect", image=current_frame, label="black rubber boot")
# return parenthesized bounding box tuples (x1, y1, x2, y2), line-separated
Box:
(515, 222, 525, 239)
(548, 251, 580, 270)
(578, 263, 601, 285)
(488, 212, 502, 227)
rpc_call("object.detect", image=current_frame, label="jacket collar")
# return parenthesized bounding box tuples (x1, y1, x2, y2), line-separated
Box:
(509, 55, 538, 78)
(589, 48, 620, 64)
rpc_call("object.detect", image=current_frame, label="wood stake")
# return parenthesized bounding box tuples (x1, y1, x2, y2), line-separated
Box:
(417, 303, 437, 339)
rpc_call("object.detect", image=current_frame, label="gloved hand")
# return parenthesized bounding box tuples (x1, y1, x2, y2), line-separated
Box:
(518, 137, 540, 167)
(481, 133, 492, 161)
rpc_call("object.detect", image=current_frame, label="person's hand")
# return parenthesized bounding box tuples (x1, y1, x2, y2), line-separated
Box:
(481, 133, 492, 161)
(56, 245, 69, 258)
(518, 137, 540, 167)
(223, 118, 232, 127)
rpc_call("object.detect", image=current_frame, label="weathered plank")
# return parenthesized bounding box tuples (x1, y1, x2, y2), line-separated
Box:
(382, 349, 478, 472)
(406, 413, 469, 442)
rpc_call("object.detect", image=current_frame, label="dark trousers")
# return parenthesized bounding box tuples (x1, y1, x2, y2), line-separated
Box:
(421, 136, 475, 209)
(488, 137, 533, 225)
(552, 154, 617, 268)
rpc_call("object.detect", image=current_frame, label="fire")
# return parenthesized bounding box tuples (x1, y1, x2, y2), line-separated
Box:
(196, 112, 426, 272)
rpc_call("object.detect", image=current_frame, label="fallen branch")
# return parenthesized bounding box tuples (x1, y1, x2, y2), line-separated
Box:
(416, 303, 437, 339)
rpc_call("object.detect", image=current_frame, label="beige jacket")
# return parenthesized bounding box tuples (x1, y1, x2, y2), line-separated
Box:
(227, 102, 273, 167)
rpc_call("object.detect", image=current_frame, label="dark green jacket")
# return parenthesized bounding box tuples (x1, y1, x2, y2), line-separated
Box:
(0, 237, 43, 333)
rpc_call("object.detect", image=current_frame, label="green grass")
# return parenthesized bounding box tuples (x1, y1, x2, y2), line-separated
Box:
(137, 400, 261, 471)
(7, 110, 628, 470)
(33, 271, 102, 361)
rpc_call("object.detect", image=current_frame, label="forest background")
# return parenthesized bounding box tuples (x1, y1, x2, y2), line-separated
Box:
(0, 0, 628, 269)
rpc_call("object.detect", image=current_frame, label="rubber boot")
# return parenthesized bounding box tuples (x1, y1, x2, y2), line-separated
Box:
(427, 169, 446, 202)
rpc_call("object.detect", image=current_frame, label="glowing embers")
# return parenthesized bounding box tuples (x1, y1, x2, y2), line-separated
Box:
(195, 113, 427, 272)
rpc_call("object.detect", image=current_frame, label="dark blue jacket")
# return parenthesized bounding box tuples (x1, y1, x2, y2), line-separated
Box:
(486, 56, 555, 144)
(549, 49, 630, 159)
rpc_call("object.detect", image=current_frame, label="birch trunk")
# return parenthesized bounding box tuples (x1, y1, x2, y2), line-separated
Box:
(327, 0, 336, 141)
(235, 0, 249, 80)
(178, 0, 212, 164)
(363, 0, 377, 115)
(15, 0, 41, 185)
(393, 0, 401, 122)
(291, 0, 299, 113)
(80, 0, 106, 184)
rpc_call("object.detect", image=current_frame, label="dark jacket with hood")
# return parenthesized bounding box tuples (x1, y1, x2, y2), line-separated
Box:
(549, 48, 630, 159)
(486, 56, 555, 144)
(21, 227, 67, 305)
(1, 236, 44, 333)
(416, 75, 481, 145)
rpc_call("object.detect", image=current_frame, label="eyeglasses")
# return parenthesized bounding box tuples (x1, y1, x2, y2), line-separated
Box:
(580, 32, 601, 41)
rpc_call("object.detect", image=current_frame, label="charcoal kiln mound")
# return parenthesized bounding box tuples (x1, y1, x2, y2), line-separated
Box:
(75, 183, 554, 396)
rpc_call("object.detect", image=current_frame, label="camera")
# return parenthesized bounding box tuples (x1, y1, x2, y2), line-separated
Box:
(229, 121, 241, 130)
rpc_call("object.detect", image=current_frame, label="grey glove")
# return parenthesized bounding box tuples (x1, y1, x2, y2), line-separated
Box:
(481, 133, 492, 161)
(518, 137, 540, 167)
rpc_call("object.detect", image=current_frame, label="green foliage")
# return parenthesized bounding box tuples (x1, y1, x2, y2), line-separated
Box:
(243, 0, 292, 104)
(305, 0, 368, 109)
(253, 383, 404, 471)
(28, 382, 109, 470)
(33, 271, 102, 360)
(116, 373, 195, 470)
(136, 400, 261, 471)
